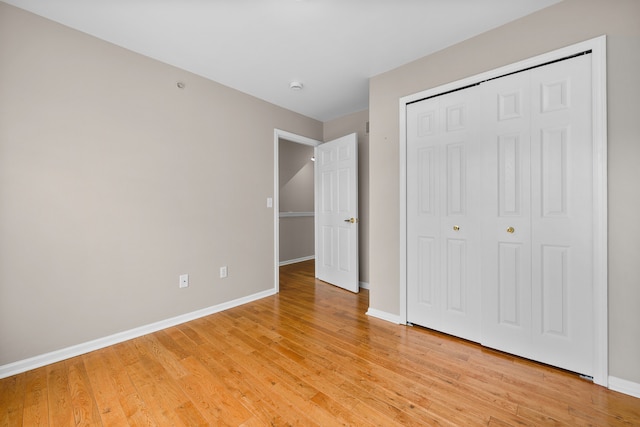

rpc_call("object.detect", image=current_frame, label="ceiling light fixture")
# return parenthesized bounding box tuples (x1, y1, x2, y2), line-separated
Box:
(289, 81, 303, 91)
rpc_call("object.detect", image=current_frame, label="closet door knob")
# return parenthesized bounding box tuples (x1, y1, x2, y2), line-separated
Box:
(507, 226, 515, 233)
(453, 225, 460, 231)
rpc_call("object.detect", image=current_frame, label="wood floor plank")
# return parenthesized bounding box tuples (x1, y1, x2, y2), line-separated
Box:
(82, 351, 130, 426)
(2, 259, 640, 426)
(138, 332, 191, 379)
(98, 346, 159, 426)
(22, 367, 49, 427)
(67, 357, 102, 426)
(172, 400, 210, 427)
(46, 361, 73, 426)
(0, 372, 25, 427)
(126, 360, 191, 426)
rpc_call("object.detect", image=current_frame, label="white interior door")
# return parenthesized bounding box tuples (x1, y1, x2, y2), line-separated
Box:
(315, 133, 359, 293)
(406, 88, 482, 342)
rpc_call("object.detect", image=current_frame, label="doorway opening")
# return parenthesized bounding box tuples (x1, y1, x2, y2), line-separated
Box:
(273, 129, 321, 293)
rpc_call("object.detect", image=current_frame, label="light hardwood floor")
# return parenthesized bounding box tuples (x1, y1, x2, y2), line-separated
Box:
(1, 259, 639, 426)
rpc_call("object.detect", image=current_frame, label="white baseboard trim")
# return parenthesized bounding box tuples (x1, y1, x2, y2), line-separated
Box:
(279, 255, 315, 266)
(0, 288, 277, 379)
(609, 376, 640, 399)
(359, 281, 370, 290)
(366, 308, 402, 324)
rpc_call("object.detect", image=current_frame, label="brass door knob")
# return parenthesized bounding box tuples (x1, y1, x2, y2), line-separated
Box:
(507, 226, 515, 233)
(453, 225, 460, 231)
(344, 218, 359, 223)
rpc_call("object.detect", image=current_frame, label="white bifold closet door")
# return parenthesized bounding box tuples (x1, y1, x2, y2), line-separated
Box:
(481, 54, 594, 376)
(406, 86, 483, 343)
(407, 53, 594, 376)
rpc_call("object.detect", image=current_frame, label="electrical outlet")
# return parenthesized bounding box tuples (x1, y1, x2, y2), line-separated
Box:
(179, 274, 189, 288)
(219, 266, 228, 278)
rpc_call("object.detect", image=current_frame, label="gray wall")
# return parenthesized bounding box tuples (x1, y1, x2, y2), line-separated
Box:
(0, 2, 323, 366)
(369, 0, 640, 383)
(278, 139, 315, 263)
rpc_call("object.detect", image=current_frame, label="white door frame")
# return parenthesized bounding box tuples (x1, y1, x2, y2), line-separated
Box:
(399, 36, 608, 386)
(273, 129, 321, 293)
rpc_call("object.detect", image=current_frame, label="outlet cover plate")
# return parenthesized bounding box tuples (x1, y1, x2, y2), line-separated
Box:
(179, 274, 189, 288)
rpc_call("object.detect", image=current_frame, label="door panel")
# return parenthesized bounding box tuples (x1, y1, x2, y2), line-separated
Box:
(315, 133, 359, 293)
(540, 126, 569, 216)
(321, 226, 333, 268)
(498, 134, 524, 216)
(497, 242, 524, 326)
(446, 238, 466, 312)
(407, 98, 442, 329)
(407, 88, 481, 342)
(418, 147, 437, 215)
(481, 69, 533, 356)
(481, 53, 593, 375)
(530, 54, 593, 375)
(540, 245, 569, 336)
(417, 236, 436, 307)
(440, 90, 481, 342)
(446, 143, 466, 215)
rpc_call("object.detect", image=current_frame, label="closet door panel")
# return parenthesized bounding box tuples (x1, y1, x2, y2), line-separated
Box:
(499, 134, 524, 216)
(407, 87, 482, 342)
(416, 236, 437, 307)
(530, 54, 594, 375)
(497, 242, 524, 326)
(407, 99, 442, 329)
(446, 143, 466, 215)
(438, 89, 482, 342)
(540, 245, 569, 336)
(445, 237, 466, 312)
(480, 70, 533, 355)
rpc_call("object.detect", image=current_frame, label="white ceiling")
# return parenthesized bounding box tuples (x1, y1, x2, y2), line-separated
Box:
(3, 0, 561, 121)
